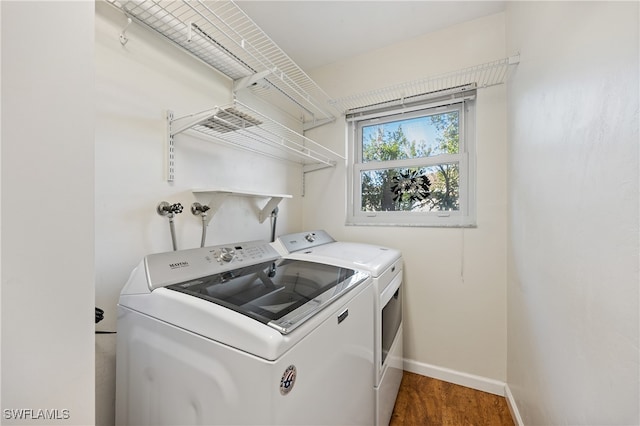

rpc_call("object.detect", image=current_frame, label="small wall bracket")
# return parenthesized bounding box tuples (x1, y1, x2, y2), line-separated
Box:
(192, 189, 292, 225)
(120, 17, 132, 46)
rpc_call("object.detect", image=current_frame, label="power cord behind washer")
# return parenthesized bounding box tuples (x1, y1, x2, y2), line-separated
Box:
(95, 307, 116, 334)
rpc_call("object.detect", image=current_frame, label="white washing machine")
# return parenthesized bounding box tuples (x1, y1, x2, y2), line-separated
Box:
(116, 240, 374, 425)
(273, 230, 404, 426)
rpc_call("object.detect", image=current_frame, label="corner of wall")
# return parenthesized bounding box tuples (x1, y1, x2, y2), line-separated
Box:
(504, 384, 524, 426)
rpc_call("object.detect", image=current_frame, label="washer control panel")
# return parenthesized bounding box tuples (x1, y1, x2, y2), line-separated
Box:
(144, 240, 280, 291)
(208, 243, 273, 266)
(215, 247, 236, 263)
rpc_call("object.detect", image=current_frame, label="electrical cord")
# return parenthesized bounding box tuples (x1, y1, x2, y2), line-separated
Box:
(95, 307, 117, 334)
(95, 307, 104, 323)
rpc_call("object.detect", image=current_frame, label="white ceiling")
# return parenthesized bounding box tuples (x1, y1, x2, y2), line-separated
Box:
(236, 1, 506, 70)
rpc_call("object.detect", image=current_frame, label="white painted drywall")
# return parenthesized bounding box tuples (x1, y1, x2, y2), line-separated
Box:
(506, 2, 639, 424)
(1, 1, 95, 424)
(305, 13, 508, 384)
(94, 3, 305, 424)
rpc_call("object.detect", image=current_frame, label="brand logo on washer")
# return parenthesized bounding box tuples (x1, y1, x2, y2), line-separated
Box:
(169, 261, 189, 269)
(279, 365, 296, 395)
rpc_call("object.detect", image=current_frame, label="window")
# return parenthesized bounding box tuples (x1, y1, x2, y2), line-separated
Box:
(347, 90, 476, 227)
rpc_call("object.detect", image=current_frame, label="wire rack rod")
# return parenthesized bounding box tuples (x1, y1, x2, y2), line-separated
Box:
(331, 55, 520, 114)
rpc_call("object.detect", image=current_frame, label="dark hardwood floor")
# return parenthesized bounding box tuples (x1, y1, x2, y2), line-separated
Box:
(390, 372, 515, 426)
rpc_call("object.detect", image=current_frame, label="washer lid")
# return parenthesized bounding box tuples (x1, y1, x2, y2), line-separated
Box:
(166, 259, 368, 334)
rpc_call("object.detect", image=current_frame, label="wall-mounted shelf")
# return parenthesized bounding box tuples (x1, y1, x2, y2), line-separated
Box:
(192, 188, 292, 224)
(331, 55, 520, 114)
(109, 0, 338, 128)
(167, 101, 344, 182)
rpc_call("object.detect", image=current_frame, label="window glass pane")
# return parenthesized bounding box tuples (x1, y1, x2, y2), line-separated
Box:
(361, 165, 460, 212)
(361, 111, 459, 163)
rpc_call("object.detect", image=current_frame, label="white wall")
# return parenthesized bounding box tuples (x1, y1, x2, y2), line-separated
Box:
(506, 2, 639, 425)
(6, 3, 635, 425)
(305, 13, 509, 388)
(1, 2, 95, 425)
(94, 3, 305, 424)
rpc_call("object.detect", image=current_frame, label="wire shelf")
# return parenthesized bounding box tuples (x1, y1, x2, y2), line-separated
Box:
(168, 101, 344, 180)
(330, 55, 520, 114)
(110, 0, 337, 125)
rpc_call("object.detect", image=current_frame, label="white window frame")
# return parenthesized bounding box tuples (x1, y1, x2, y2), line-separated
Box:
(346, 92, 477, 227)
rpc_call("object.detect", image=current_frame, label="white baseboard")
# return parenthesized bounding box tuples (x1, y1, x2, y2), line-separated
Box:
(402, 358, 507, 396)
(504, 384, 524, 426)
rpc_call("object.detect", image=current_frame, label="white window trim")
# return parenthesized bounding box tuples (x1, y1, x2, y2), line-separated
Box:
(346, 95, 477, 227)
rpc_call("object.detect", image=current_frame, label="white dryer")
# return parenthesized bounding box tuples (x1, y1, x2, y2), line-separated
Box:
(273, 230, 404, 426)
(116, 240, 374, 425)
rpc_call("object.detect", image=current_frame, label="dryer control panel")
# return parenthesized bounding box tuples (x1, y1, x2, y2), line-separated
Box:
(275, 230, 336, 253)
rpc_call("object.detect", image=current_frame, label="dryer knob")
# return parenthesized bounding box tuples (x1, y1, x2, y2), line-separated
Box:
(304, 233, 316, 242)
(218, 247, 236, 262)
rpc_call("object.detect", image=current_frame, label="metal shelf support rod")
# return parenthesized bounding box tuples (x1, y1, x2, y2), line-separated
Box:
(170, 108, 221, 136)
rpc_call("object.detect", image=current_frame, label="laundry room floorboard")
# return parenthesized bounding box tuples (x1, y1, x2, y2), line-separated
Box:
(390, 371, 514, 426)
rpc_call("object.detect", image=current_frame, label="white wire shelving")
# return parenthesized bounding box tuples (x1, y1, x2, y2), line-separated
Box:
(110, 0, 337, 128)
(330, 55, 520, 115)
(107, 0, 519, 182)
(167, 101, 344, 182)
(106, 0, 344, 181)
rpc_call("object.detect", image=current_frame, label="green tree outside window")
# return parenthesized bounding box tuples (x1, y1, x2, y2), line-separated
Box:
(360, 111, 460, 212)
